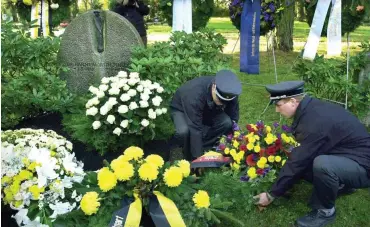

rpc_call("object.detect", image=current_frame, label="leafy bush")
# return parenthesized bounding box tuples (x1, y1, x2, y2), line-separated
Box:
(1, 20, 73, 129)
(292, 42, 370, 119)
(128, 28, 230, 103)
(159, 0, 215, 31)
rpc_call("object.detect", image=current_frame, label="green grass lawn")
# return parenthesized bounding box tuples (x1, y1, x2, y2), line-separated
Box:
(149, 18, 370, 227)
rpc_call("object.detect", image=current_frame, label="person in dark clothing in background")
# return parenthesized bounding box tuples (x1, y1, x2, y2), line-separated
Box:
(253, 81, 370, 227)
(113, 0, 149, 46)
(170, 70, 242, 161)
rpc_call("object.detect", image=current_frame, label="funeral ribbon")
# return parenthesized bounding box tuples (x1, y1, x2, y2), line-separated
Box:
(240, 0, 261, 74)
(30, 0, 50, 38)
(303, 0, 342, 60)
(108, 191, 186, 227)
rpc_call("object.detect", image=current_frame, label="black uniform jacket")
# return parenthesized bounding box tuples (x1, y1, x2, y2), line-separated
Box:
(170, 76, 239, 157)
(271, 96, 370, 197)
(113, 1, 149, 36)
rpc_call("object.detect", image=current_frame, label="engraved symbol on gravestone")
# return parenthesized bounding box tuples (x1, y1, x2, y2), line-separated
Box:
(58, 10, 143, 94)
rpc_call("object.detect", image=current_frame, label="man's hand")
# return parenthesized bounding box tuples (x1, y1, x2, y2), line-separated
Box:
(253, 192, 274, 207)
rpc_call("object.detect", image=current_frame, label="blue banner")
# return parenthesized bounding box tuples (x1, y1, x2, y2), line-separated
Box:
(240, 0, 261, 74)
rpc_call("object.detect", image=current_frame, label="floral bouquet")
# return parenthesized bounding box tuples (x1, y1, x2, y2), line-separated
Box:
(215, 121, 298, 181)
(57, 146, 240, 227)
(229, 0, 281, 36)
(1, 129, 85, 226)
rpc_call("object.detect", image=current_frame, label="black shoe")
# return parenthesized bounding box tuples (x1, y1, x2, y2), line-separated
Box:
(296, 210, 336, 227)
(337, 187, 356, 196)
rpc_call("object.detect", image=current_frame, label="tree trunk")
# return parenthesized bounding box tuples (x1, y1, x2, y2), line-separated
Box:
(297, 0, 305, 22)
(276, 1, 295, 52)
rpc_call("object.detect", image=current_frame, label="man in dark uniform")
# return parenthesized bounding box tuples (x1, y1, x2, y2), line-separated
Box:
(253, 81, 370, 227)
(170, 69, 242, 161)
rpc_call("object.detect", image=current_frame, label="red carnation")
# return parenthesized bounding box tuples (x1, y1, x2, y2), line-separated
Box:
(259, 148, 266, 157)
(246, 154, 256, 166)
(246, 124, 256, 133)
(266, 146, 277, 156)
(256, 169, 264, 175)
(239, 144, 247, 151)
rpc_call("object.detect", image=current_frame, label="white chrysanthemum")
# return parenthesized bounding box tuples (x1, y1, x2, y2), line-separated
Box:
(110, 77, 119, 83)
(157, 87, 164, 93)
(123, 84, 130, 91)
(148, 109, 156, 119)
(101, 77, 110, 84)
(129, 102, 138, 110)
(86, 107, 98, 116)
(99, 84, 109, 91)
(137, 85, 144, 92)
(139, 100, 149, 108)
(100, 104, 111, 115)
(107, 97, 118, 106)
(118, 71, 128, 78)
(120, 93, 131, 102)
(129, 72, 139, 78)
(152, 96, 162, 107)
(120, 120, 129, 128)
(107, 115, 115, 124)
(143, 88, 152, 95)
(88, 86, 99, 94)
(118, 105, 129, 114)
(141, 119, 149, 127)
(127, 89, 137, 97)
(141, 80, 151, 88)
(117, 79, 128, 88)
(162, 108, 167, 114)
(108, 87, 120, 95)
(113, 127, 122, 136)
(140, 93, 150, 101)
(128, 78, 138, 86)
(155, 109, 163, 115)
(96, 90, 105, 98)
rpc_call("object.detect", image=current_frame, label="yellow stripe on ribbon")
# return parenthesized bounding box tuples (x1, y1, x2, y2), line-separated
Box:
(30, 2, 40, 38)
(124, 193, 142, 227)
(153, 191, 186, 227)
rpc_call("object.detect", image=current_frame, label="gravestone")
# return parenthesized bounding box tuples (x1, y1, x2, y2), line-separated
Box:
(58, 10, 143, 94)
(358, 53, 370, 127)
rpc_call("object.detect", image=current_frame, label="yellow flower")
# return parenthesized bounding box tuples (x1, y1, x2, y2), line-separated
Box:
(14, 200, 23, 208)
(268, 156, 275, 163)
(230, 149, 237, 157)
(4, 190, 14, 204)
(254, 135, 260, 140)
(28, 162, 39, 172)
(233, 140, 239, 148)
(264, 136, 275, 145)
(224, 148, 230, 155)
(193, 190, 210, 209)
(247, 143, 254, 151)
(275, 156, 282, 162)
(282, 159, 286, 166)
(138, 163, 159, 182)
(18, 170, 33, 181)
(97, 167, 117, 192)
(145, 154, 164, 168)
(266, 126, 272, 133)
(249, 137, 256, 143)
(232, 162, 240, 170)
(124, 146, 144, 161)
(28, 185, 45, 199)
(260, 157, 267, 163)
(163, 167, 183, 187)
(23, 0, 32, 6)
(177, 160, 191, 177)
(10, 180, 21, 195)
(247, 167, 257, 179)
(81, 192, 101, 215)
(251, 124, 258, 131)
(2, 176, 12, 185)
(257, 160, 266, 169)
(254, 144, 261, 153)
(22, 158, 30, 166)
(113, 162, 134, 181)
(234, 131, 240, 138)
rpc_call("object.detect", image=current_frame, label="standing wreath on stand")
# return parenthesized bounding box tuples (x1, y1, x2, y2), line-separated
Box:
(229, 0, 282, 36)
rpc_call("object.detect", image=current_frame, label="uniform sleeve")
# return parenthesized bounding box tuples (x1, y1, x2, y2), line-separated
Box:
(136, 1, 150, 15)
(270, 132, 329, 197)
(224, 97, 239, 123)
(182, 96, 205, 158)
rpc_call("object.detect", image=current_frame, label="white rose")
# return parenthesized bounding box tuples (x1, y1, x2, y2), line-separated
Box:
(137, 85, 144, 92)
(107, 115, 115, 124)
(118, 71, 128, 78)
(123, 84, 130, 91)
(92, 121, 101, 130)
(157, 87, 164, 93)
(107, 97, 118, 106)
(162, 108, 167, 114)
(108, 87, 120, 95)
(120, 120, 129, 128)
(128, 78, 137, 86)
(117, 79, 127, 88)
(100, 105, 109, 115)
(141, 119, 149, 127)
(152, 96, 162, 107)
(113, 127, 122, 136)
(86, 107, 98, 116)
(129, 72, 139, 78)
(120, 94, 131, 102)
(155, 109, 163, 115)
(143, 88, 152, 95)
(118, 105, 128, 114)
(99, 84, 109, 91)
(139, 100, 149, 108)
(140, 93, 150, 101)
(91, 97, 100, 105)
(96, 90, 105, 98)
(88, 86, 99, 94)
(129, 102, 138, 110)
(148, 111, 156, 119)
(101, 77, 110, 84)
(127, 89, 137, 97)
